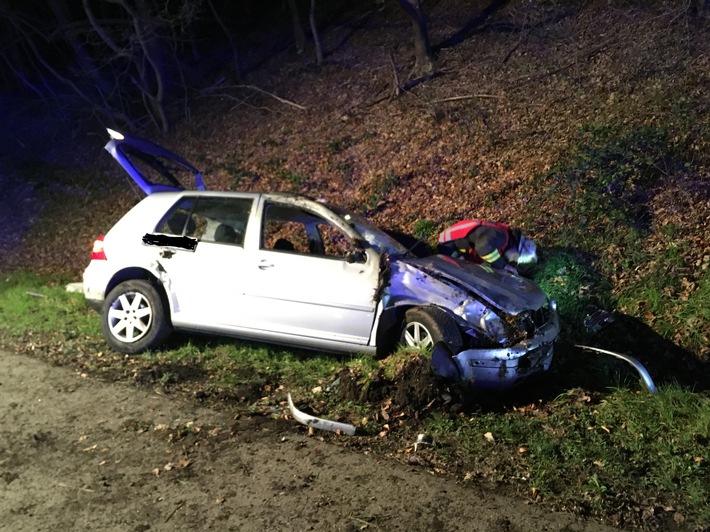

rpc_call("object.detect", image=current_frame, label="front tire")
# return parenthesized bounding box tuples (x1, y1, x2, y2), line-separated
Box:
(101, 280, 172, 354)
(400, 306, 463, 352)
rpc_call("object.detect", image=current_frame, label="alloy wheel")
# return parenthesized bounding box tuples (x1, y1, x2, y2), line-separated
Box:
(107, 291, 153, 343)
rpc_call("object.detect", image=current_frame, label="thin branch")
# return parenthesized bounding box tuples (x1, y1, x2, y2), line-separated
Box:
(204, 84, 307, 110)
(431, 94, 504, 103)
(389, 51, 401, 97)
(83, 0, 129, 57)
(509, 38, 617, 89)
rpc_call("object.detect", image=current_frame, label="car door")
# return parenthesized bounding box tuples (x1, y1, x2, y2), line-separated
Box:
(144, 195, 254, 328)
(242, 199, 380, 345)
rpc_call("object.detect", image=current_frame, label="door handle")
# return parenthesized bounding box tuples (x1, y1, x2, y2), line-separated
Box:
(258, 261, 274, 270)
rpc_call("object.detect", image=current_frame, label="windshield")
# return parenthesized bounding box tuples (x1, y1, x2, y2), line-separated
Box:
(330, 207, 409, 256)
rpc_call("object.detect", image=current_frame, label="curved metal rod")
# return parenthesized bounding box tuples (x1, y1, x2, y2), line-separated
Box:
(576, 345, 657, 393)
(287, 393, 356, 435)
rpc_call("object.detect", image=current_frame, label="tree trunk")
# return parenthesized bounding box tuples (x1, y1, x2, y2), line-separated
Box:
(49, 0, 110, 95)
(207, 0, 241, 79)
(120, 0, 170, 132)
(397, 0, 434, 77)
(286, 0, 307, 53)
(309, 0, 323, 65)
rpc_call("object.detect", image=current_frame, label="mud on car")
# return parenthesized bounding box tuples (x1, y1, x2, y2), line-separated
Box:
(83, 130, 559, 390)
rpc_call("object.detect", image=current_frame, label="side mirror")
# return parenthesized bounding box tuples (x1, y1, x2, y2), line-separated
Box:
(346, 250, 367, 264)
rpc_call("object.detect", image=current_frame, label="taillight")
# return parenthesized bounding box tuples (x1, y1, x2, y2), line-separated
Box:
(91, 236, 107, 260)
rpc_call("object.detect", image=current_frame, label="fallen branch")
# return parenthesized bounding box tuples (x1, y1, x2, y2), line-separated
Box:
(389, 51, 401, 97)
(165, 501, 185, 523)
(205, 84, 307, 110)
(510, 38, 617, 89)
(431, 94, 504, 103)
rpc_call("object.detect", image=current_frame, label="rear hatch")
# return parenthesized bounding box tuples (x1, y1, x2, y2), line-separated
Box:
(104, 128, 205, 194)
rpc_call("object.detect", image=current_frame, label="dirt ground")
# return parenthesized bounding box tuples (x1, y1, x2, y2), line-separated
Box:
(0, 349, 620, 532)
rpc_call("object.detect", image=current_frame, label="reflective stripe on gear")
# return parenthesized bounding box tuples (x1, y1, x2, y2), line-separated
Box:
(438, 220, 481, 243)
(480, 248, 501, 263)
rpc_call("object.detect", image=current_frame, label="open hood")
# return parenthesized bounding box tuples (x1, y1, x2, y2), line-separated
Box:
(403, 255, 548, 314)
(104, 128, 205, 195)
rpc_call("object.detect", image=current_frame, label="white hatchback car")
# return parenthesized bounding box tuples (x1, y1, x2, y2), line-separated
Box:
(83, 130, 559, 390)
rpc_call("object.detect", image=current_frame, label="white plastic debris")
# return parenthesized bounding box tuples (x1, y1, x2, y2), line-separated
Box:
(577, 345, 657, 393)
(287, 393, 356, 436)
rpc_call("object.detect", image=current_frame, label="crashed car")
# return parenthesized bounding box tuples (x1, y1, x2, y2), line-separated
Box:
(82, 129, 559, 390)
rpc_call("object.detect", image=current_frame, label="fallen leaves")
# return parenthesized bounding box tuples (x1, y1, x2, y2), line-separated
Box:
(152, 457, 192, 476)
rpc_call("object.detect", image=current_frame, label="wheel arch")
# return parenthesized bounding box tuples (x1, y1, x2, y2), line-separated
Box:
(105, 267, 172, 319)
(106, 267, 160, 295)
(375, 303, 463, 356)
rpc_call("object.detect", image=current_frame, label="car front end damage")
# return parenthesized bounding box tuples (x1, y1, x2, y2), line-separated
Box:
(452, 310, 558, 389)
(382, 255, 560, 390)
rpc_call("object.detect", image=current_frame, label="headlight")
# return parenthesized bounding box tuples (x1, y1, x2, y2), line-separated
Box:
(455, 299, 507, 342)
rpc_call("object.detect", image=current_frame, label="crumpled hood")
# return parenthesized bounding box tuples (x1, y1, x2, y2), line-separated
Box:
(400, 255, 547, 314)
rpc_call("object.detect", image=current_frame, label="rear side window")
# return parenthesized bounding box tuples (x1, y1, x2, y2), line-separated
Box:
(156, 197, 198, 235)
(155, 197, 253, 246)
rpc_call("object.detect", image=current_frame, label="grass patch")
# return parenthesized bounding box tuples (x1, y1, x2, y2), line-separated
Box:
(365, 171, 400, 210)
(531, 248, 610, 342)
(411, 218, 439, 242)
(425, 385, 710, 523)
(527, 117, 709, 356)
(267, 158, 306, 189)
(0, 272, 98, 339)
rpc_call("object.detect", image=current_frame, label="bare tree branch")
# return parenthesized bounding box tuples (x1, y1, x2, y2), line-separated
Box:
(431, 94, 504, 103)
(204, 84, 307, 110)
(82, 0, 128, 57)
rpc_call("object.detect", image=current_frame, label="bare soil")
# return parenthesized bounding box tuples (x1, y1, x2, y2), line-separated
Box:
(0, 349, 619, 532)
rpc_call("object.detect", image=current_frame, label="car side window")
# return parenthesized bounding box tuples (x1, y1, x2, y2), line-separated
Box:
(317, 223, 352, 257)
(262, 202, 353, 258)
(155, 196, 252, 246)
(156, 197, 198, 236)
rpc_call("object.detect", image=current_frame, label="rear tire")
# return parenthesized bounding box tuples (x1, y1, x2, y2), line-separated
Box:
(101, 280, 172, 354)
(400, 306, 463, 352)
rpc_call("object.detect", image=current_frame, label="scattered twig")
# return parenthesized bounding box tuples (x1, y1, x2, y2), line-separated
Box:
(26, 291, 46, 298)
(165, 501, 185, 523)
(57, 482, 94, 492)
(389, 51, 401, 97)
(509, 38, 617, 89)
(431, 94, 504, 104)
(197, 93, 275, 114)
